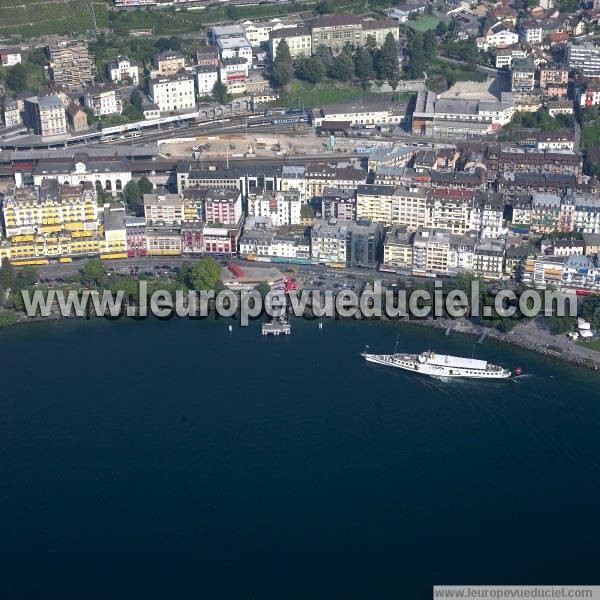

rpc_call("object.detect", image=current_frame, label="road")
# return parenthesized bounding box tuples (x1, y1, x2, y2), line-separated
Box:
(33, 256, 406, 285)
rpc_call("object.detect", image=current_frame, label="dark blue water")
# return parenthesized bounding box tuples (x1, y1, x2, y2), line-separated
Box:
(1, 317, 599, 599)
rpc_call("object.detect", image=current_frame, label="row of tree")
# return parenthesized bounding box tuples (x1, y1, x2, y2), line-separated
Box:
(272, 33, 401, 89)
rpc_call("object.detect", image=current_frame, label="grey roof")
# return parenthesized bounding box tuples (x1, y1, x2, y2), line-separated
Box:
(103, 203, 126, 231)
(564, 254, 594, 269)
(356, 184, 396, 196)
(506, 244, 537, 258)
(583, 232, 600, 247)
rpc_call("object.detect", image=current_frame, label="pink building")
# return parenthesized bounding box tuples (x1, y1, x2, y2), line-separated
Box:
(203, 189, 242, 226)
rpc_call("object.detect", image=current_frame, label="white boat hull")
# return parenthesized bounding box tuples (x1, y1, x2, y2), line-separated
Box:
(362, 352, 512, 380)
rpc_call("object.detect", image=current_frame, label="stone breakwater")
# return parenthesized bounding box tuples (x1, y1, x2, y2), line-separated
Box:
(402, 317, 600, 372)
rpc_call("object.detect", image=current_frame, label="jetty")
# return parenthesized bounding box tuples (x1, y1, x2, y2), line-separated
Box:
(261, 318, 291, 336)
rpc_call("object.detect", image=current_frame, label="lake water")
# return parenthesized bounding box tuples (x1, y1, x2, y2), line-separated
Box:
(1, 316, 599, 599)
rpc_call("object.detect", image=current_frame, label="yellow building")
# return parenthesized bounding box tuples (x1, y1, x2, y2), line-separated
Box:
(382, 225, 413, 271)
(1, 182, 127, 263)
(2, 181, 98, 238)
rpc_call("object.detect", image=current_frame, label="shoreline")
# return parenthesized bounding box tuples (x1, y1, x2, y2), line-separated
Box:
(5, 307, 600, 372)
(398, 317, 600, 372)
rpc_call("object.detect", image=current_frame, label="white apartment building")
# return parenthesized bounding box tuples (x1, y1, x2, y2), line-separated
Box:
(495, 46, 527, 69)
(3, 99, 21, 127)
(219, 58, 249, 94)
(196, 66, 219, 97)
(391, 186, 428, 231)
(520, 22, 543, 45)
(473, 239, 505, 279)
(108, 55, 139, 85)
(84, 84, 122, 117)
(314, 101, 404, 128)
(567, 42, 600, 78)
(242, 18, 297, 47)
(217, 35, 253, 66)
(269, 27, 312, 60)
(0, 48, 22, 67)
(484, 29, 519, 49)
(149, 72, 196, 112)
(247, 190, 302, 226)
(239, 230, 310, 260)
(280, 165, 307, 203)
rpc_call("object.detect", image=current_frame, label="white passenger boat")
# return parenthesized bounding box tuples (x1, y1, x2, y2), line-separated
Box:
(361, 350, 512, 379)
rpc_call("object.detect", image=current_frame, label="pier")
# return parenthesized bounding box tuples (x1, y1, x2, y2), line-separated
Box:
(261, 319, 291, 336)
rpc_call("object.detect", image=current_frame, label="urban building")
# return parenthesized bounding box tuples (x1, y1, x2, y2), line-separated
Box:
(566, 41, 600, 78)
(243, 18, 298, 47)
(84, 83, 123, 117)
(32, 155, 132, 195)
(321, 188, 356, 221)
(196, 46, 220, 68)
(107, 56, 139, 85)
(311, 218, 382, 267)
(239, 230, 311, 261)
(473, 239, 505, 279)
(314, 100, 404, 129)
(196, 66, 219, 97)
(520, 20, 543, 45)
(269, 27, 312, 60)
(511, 58, 535, 93)
(47, 39, 93, 88)
(539, 63, 569, 89)
(382, 225, 413, 271)
(0, 48, 22, 67)
(3, 99, 21, 127)
(309, 15, 399, 54)
(153, 51, 186, 76)
(412, 80, 515, 138)
(203, 188, 243, 226)
(149, 72, 196, 112)
(219, 58, 249, 94)
(66, 102, 88, 132)
(217, 35, 253, 66)
(24, 95, 67, 138)
(125, 216, 147, 257)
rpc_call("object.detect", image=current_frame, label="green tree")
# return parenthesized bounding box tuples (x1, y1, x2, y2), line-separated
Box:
(123, 103, 144, 121)
(81, 259, 107, 287)
(315, 0, 333, 14)
(155, 36, 183, 52)
(272, 40, 294, 89)
(187, 258, 222, 291)
(138, 177, 153, 195)
(226, 5, 239, 19)
(435, 20, 448, 36)
(0, 258, 15, 304)
(423, 29, 436, 62)
(122, 180, 141, 206)
(406, 31, 425, 78)
(332, 50, 355, 81)
(548, 315, 576, 335)
(131, 89, 144, 111)
(295, 56, 325, 84)
(6, 64, 27, 92)
(314, 45, 333, 70)
(15, 266, 39, 289)
(354, 47, 374, 82)
(212, 81, 229, 105)
(364, 35, 378, 53)
(376, 32, 400, 83)
(28, 47, 47, 66)
(95, 181, 111, 204)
